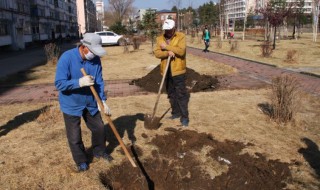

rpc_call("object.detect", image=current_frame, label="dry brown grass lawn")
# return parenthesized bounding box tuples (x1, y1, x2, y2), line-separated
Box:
(0, 89, 319, 189)
(188, 33, 320, 75)
(0, 41, 319, 189)
(10, 43, 235, 85)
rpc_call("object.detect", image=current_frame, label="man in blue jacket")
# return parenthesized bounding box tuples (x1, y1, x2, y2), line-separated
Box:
(55, 33, 113, 172)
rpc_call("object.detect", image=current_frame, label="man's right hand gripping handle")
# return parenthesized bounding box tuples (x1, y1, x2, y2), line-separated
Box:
(79, 75, 94, 87)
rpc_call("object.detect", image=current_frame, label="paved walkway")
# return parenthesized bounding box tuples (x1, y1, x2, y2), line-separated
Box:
(0, 46, 319, 104)
(0, 80, 147, 104)
(187, 47, 320, 97)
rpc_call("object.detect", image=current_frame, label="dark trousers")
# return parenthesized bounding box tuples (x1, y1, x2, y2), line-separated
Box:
(204, 39, 210, 51)
(63, 109, 106, 165)
(166, 70, 190, 122)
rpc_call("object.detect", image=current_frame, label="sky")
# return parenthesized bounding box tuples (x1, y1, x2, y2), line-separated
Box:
(100, 0, 215, 11)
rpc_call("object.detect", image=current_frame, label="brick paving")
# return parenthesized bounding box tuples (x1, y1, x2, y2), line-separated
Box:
(0, 80, 148, 105)
(188, 47, 320, 96)
(0, 46, 319, 105)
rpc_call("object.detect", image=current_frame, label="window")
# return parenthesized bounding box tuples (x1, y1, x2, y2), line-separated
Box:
(24, 22, 31, 34)
(107, 32, 114, 36)
(0, 22, 8, 36)
(39, 8, 45, 17)
(17, 3, 24, 12)
(32, 26, 39, 34)
(97, 32, 107, 36)
(50, 11, 54, 18)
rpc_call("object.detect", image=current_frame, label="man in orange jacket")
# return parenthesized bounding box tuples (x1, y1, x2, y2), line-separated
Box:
(153, 19, 190, 127)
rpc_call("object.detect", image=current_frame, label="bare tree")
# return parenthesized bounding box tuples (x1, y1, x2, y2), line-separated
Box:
(187, 0, 193, 8)
(312, 0, 320, 42)
(108, 0, 135, 23)
(242, 0, 249, 40)
(169, 0, 183, 30)
(219, 0, 225, 40)
(257, 0, 292, 49)
(169, 0, 183, 10)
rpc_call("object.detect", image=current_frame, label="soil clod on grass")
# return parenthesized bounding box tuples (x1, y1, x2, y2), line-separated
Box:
(99, 130, 292, 190)
(133, 65, 219, 93)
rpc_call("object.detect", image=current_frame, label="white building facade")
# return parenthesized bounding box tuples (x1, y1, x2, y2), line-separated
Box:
(224, 0, 315, 21)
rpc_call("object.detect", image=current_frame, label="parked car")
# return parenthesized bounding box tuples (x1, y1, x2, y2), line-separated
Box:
(95, 31, 124, 46)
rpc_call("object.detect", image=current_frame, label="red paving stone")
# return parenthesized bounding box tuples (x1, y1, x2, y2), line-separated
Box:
(0, 48, 319, 104)
(0, 80, 148, 105)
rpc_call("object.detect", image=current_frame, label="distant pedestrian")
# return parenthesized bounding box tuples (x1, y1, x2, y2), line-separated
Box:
(153, 19, 190, 127)
(202, 25, 211, 52)
(55, 33, 113, 172)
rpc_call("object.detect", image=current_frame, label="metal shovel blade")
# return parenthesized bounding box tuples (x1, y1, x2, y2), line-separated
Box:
(144, 114, 161, 129)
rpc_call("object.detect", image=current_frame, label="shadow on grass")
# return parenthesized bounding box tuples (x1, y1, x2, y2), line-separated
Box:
(0, 106, 48, 137)
(0, 41, 77, 95)
(105, 113, 144, 154)
(298, 137, 320, 177)
(0, 70, 39, 85)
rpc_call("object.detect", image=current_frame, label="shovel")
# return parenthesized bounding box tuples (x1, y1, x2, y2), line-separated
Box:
(80, 68, 137, 168)
(144, 56, 171, 129)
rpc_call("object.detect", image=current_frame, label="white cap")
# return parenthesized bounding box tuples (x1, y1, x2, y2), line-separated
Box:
(162, 19, 175, 30)
(81, 33, 106, 57)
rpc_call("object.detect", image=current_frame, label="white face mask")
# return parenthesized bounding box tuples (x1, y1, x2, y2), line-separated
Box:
(84, 50, 95, 60)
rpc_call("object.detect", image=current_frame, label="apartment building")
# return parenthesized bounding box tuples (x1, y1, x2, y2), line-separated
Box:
(225, 0, 315, 21)
(77, 0, 97, 37)
(0, 0, 78, 50)
(224, 0, 255, 21)
(95, 0, 106, 31)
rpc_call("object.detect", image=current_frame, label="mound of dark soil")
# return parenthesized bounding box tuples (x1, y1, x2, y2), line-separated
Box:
(99, 129, 292, 190)
(133, 65, 219, 93)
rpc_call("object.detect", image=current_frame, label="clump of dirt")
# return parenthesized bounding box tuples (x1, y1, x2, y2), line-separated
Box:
(133, 65, 219, 93)
(99, 129, 292, 189)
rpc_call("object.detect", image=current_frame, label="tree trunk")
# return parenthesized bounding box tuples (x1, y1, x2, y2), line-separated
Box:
(273, 26, 277, 49)
(283, 20, 288, 38)
(220, 14, 224, 41)
(265, 21, 268, 41)
(242, 3, 248, 41)
(298, 18, 301, 38)
(312, 0, 320, 42)
(292, 16, 296, 39)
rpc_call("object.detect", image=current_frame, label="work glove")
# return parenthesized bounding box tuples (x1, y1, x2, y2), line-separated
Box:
(79, 75, 94, 87)
(98, 100, 111, 116)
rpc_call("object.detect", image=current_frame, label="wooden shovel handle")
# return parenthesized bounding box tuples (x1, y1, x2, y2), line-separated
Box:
(80, 68, 137, 168)
(151, 56, 171, 118)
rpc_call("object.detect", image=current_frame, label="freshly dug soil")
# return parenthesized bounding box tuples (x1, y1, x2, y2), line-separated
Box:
(133, 65, 219, 93)
(99, 129, 292, 190)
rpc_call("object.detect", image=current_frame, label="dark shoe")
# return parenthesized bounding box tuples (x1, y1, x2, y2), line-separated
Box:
(77, 162, 89, 172)
(95, 153, 114, 162)
(181, 119, 189, 127)
(168, 114, 181, 120)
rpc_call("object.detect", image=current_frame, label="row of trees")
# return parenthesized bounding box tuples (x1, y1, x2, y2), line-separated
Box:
(102, 0, 320, 46)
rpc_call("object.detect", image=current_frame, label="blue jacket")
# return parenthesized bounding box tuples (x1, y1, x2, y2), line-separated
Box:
(55, 46, 106, 116)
